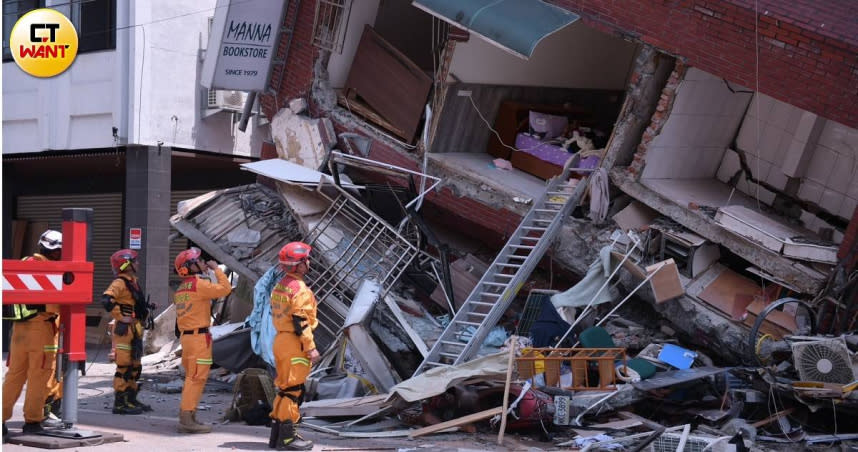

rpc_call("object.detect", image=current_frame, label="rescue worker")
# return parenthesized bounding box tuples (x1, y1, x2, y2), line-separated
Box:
(2, 230, 64, 437)
(101, 249, 152, 415)
(173, 247, 231, 433)
(268, 242, 319, 451)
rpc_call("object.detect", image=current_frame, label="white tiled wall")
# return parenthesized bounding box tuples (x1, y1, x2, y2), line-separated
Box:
(722, 93, 858, 221)
(641, 68, 753, 179)
(802, 120, 858, 220)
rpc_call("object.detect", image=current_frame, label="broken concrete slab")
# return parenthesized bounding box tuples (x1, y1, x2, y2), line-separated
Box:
(610, 169, 825, 294)
(169, 184, 303, 282)
(553, 219, 759, 363)
(270, 108, 335, 170)
(300, 394, 390, 418)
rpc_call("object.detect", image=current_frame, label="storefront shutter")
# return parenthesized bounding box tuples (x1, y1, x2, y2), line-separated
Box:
(16, 193, 123, 305)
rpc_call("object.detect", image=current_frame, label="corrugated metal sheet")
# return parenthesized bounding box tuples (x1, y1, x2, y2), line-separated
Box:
(170, 184, 303, 282)
(16, 193, 122, 306)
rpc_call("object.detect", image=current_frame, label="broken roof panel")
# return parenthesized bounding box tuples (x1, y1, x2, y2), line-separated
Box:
(169, 183, 303, 282)
(241, 158, 363, 189)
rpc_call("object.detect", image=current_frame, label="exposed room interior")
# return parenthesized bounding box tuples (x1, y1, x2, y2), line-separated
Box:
(321, 1, 641, 201)
(615, 66, 858, 295)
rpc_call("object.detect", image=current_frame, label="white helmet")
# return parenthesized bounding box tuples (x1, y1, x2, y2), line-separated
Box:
(39, 230, 63, 250)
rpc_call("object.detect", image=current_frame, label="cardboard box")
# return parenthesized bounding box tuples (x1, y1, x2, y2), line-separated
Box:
(646, 259, 684, 303)
(612, 201, 659, 231)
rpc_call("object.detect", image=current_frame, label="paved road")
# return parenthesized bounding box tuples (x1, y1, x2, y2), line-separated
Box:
(2, 346, 546, 451)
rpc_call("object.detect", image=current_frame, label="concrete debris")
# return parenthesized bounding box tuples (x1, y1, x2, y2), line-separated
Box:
(161, 150, 857, 448)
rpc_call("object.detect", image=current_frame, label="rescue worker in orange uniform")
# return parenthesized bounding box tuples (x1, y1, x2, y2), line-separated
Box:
(101, 249, 152, 415)
(268, 242, 319, 451)
(173, 247, 231, 434)
(2, 230, 64, 437)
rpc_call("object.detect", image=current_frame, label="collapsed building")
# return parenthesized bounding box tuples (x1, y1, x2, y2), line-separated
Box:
(162, 0, 858, 448)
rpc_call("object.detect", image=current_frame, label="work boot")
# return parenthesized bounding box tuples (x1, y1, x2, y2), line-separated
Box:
(275, 420, 313, 451)
(22, 422, 44, 434)
(177, 410, 211, 434)
(40, 412, 64, 429)
(112, 391, 143, 415)
(268, 420, 280, 448)
(128, 388, 153, 412)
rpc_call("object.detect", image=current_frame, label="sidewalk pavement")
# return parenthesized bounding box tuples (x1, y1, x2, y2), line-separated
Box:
(2, 346, 545, 451)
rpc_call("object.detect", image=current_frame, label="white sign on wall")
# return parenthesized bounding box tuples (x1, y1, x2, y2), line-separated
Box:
(201, 0, 288, 92)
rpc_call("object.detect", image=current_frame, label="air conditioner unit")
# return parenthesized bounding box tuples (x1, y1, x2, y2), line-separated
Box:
(791, 338, 855, 384)
(207, 89, 247, 111)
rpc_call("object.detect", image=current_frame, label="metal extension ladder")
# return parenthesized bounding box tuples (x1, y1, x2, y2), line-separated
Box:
(414, 160, 590, 375)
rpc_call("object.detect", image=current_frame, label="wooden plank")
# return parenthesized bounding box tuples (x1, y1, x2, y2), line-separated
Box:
(408, 407, 503, 439)
(751, 408, 795, 428)
(337, 92, 408, 139)
(497, 341, 516, 445)
(343, 25, 432, 143)
(697, 267, 761, 320)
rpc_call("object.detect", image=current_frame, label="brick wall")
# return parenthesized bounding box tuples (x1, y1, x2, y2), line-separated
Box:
(628, 62, 686, 177)
(259, 0, 317, 119)
(333, 123, 524, 248)
(549, 0, 858, 129)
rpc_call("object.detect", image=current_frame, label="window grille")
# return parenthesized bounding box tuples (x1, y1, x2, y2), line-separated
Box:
(207, 89, 218, 109)
(311, 0, 352, 53)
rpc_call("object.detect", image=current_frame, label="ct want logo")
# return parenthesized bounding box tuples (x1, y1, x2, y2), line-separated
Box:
(10, 8, 78, 78)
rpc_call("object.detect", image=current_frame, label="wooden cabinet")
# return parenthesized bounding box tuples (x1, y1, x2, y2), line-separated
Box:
(486, 101, 591, 180)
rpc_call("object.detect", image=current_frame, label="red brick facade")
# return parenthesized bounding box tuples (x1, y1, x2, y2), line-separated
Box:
(258, 0, 857, 248)
(343, 127, 525, 247)
(548, 0, 858, 129)
(260, 0, 317, 118)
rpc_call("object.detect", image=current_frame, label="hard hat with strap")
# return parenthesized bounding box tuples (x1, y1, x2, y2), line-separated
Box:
(278, 242, 312, 265)
(110, 248, 138, 274)
(175, 247, 202, 277)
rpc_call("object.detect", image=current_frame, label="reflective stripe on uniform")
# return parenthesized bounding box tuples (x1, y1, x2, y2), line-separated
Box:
(116, 344, 132, 350)
(290, 357, 310, 367)
(196, 358, 213, 365)
(43, 345, 59, 352)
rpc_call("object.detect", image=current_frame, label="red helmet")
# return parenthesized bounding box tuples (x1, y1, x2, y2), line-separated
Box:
(279, 242, 312, 265)
(175, 247, 202, 277)
(110, 249, 138, 274)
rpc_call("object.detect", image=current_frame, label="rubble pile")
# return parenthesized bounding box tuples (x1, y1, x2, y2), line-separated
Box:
(162, 144, 858, 450)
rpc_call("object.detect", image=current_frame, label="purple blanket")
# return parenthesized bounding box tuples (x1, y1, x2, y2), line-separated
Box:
(515, 133, 599, 169)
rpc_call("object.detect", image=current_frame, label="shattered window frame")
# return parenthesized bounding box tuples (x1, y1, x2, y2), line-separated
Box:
(301, 151, 443, 348)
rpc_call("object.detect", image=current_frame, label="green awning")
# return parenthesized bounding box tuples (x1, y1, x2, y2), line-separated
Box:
(412, 0, 580, 59)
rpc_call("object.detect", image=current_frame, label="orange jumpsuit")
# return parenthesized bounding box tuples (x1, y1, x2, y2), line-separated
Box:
(269, 273, 318, 423)
(174, 268, 231, 412)
(2, 254, 60, 424)
(104, 274, 146, 393)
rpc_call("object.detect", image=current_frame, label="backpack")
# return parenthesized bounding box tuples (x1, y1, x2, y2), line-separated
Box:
(225, 368, 276, 425)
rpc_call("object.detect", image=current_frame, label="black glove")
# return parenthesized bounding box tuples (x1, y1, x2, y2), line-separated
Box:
(115, 321, 129, 337)
(292, 315, 306, 337)
(101, 295, 116, 313)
